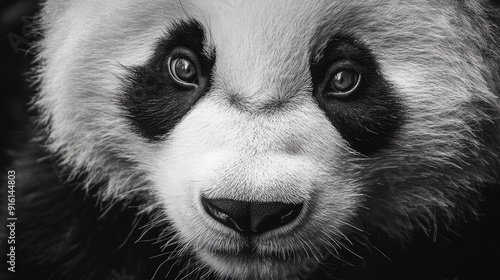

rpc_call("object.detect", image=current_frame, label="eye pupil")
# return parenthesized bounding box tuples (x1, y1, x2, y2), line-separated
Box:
(330, 69, 358, 92)
(171, 58, 197, 84)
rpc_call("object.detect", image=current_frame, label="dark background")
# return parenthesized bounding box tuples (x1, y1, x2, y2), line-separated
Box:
(1, 0, 39, 164)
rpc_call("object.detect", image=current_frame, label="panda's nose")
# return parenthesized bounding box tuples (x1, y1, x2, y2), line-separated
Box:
(202, 197, 303, 234)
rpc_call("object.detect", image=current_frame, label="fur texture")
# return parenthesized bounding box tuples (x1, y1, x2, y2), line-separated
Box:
(1, 1, 499, 279)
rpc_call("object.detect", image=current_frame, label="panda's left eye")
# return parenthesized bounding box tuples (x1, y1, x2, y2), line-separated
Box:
(170, 58, 197, 84)
(167, 48, 200, 87)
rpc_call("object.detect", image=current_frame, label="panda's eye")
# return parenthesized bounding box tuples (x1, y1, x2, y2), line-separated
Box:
(167, 49, 200, 87)
(325, 68, 361, 98)
(170, 58, 197, 84)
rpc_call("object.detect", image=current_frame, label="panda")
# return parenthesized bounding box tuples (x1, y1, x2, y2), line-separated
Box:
(1, 0, 500, 279)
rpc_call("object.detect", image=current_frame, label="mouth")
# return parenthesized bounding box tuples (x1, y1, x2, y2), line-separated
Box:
(198, 244, 330, 280)
(203, 236, 294, 261)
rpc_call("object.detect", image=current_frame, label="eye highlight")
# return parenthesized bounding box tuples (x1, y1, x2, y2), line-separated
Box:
(326, 68, 361, 97)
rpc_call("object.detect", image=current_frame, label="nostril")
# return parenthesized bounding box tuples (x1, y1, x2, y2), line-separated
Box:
(202, 197, 250, 232)
(202, 197, 303, 234)
(202, 198, 240, 230)
(204, 202, 230, 222)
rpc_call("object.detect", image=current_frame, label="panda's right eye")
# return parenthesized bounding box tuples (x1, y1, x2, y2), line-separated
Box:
(166, 48, 201, 87)
(325, 67, 361, 98)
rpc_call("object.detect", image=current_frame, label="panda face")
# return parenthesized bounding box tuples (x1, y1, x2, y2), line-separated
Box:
(38, 0, 499, 279)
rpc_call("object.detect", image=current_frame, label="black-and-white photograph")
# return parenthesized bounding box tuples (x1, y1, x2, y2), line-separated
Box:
(1, 1, 499, 279)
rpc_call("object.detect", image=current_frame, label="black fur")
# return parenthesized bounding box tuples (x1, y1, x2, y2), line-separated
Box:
(311, 35, 405, 155)
(120, 19, 215, 141)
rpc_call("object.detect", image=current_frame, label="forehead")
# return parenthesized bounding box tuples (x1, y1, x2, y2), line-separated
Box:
(187, 0, 442, 75)
(197, 0, 325, 50)
(191, 1, 330, 93)
(191, 0, 438, 53)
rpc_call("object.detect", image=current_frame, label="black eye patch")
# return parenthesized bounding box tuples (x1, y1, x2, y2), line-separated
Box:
(311, 35, 406, 155)
(119, 19, 215, 141)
